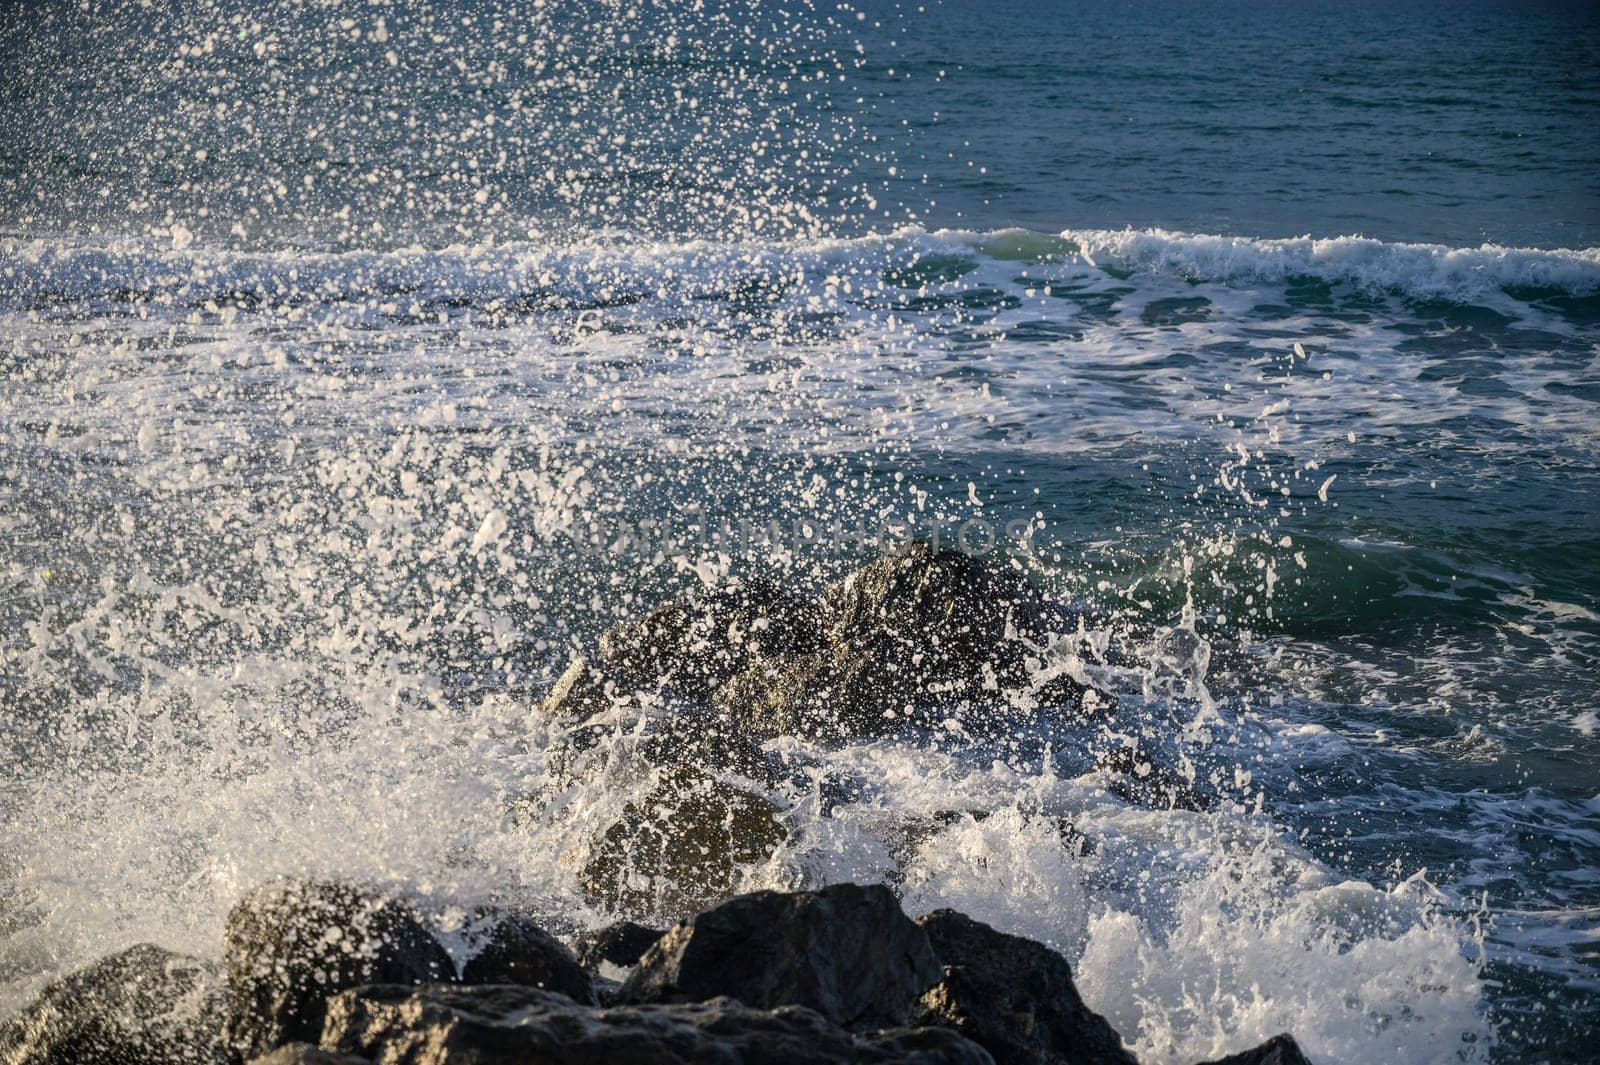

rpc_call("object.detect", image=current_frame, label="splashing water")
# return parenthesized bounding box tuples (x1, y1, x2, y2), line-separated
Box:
(4, 1, 1599, 1063)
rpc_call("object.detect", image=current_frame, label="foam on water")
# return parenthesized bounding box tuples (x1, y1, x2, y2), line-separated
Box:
(3, 1, 1598, 1060)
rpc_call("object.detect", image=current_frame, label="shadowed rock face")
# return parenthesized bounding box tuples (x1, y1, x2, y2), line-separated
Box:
(223, 879, 454, 1060)
(0, 944, 228, 1065)
(722, 544, 1104, 740)
(618, 882, 942, 1029)
(578, 764, 789, 918)
(319, 984, 994, 1065)
(915, 910, 1136, 1065)
(542, 577, 824, 718)
(573, 921, 666, 972)
(1194, 1034, 1314, 1065)
(543, 545, 1104, 743)
(459, 913, 596, 1005)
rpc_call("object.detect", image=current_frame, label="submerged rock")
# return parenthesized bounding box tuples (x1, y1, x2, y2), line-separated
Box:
(459, 913, 596, 1004)
(0, 943, 228, 1065)
(574, 921, 665, 972)
(579, 763, 788, 917)
(1194, 1034, 1313, 1065)
(618, 883, 942, 1029)
(915, 910, 1135, 1065)
(321, 983, 993, 1065)
(223, 879, 454, 1060)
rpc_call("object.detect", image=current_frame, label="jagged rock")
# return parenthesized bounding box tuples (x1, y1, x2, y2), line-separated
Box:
(618, 883, 942, 1028)
(0, 944, 228, 1065)
(223, 879, 454, 1060)
(1195, 1034, 1313, 1065)
(547, 705, 781, 790)
(597, 576, 825, 700)
(579, 764, 788, 917)
(459, 913, 596, 1004)
(915, 910, 1135, 1065)
(574, 921, 665, 972)
(1095, 747, 1208, 811)
(542, 577, 824, 722)
(538, 654, 615, 719)
(719, 544, 1103, 741)
(246, 1044, 372, 1065)
(321, 983, 994, 1064)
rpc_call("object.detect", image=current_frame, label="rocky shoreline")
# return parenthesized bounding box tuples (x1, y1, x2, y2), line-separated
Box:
(0, 878, 1309, 1065)
(3, 544, 1311, 1063)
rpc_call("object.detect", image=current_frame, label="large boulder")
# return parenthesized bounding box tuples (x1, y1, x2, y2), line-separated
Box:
(618, 883, 942, 1029)
(459, 913, 596, 1004)
(320, 983, 993, 1065)
(579, 764, 788, 917)
(542, 577, 823, 718)
(914, 910, 1135, 1065)
(717, 544, 1104, 741)
(1194, 1034, 1313, 1065)
(223, 879, 454, 1060)
(0, 944, 228, 1065)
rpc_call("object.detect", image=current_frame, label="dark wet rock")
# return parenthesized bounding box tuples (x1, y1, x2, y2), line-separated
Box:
(574, 920, 665, 972)
(1095, 746, 1208, 811)
(915, 910, 1136, 1065)
(618, 883, 942, 1028)
(1194, 1034, 1313, 1065)
(538, 654, 616, 720)
(459, 913, 596, 1004)
(548, 705, 781, 790)
(0, 943, 228, 1065)
(579, 764, 788, 917)
(597, 576, 825, 701)
(719, 544, 1105, 741)
(321, 983, 993, 1065)
(223, 878, 454, 1060)
(245, 1044, 372, 1065)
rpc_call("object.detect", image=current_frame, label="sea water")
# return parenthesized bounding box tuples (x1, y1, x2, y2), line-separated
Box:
(1, 2, 1597, 1062)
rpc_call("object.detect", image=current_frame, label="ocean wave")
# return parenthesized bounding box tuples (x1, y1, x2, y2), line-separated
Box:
(6, 225, 1599, 311)
(1057, 227, 1600, 302)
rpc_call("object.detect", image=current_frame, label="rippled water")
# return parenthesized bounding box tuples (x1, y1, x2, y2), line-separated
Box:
(2, 2, 1597, 1062)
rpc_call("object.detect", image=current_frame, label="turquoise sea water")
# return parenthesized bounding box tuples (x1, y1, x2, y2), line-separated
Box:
(2, 2, 1597, 1061)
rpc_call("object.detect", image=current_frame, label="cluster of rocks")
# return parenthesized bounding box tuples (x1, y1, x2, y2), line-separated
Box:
(528, 544, 1205, 916)
(0, 879, 1311, 1065)
(540, 541, 1108, 739)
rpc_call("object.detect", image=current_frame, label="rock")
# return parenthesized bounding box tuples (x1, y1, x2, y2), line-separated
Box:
(1095, 746, 1208, 811)
(223, 878, 455, 1060)
(1194, 1034, 1313, 1065)
(618, 883, 942, 1028)
(574, 921, 665, 972)
(0, 943, 228, 1065)
(915, 910, 1135, 1065)
(321, 983, 994, 1065)
(719, 544, 1103, 741)
(579, 764, 788, 917)
(538, 654, 615, 719)
(246, 1044, 372, 1065)
(597, 576, 824, 702)
(459, 913, 596, 1004)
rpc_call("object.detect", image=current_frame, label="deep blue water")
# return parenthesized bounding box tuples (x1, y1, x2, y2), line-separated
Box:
(1, 2, 1597, 1062)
